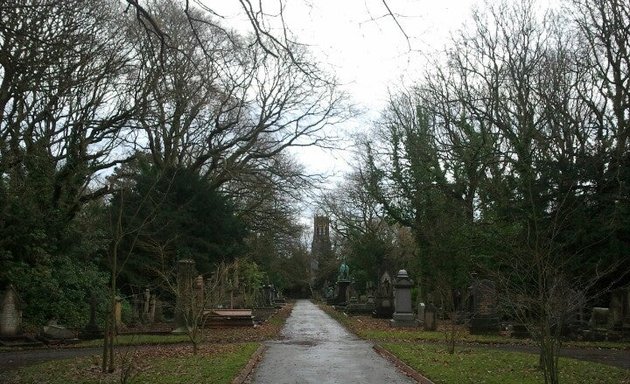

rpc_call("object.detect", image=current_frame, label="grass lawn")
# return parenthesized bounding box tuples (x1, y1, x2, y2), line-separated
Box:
(2, 303, 293, 384)
(385, 342, 630, 384)
(320, 304, 630, 383)
(2, 343, 259, 384)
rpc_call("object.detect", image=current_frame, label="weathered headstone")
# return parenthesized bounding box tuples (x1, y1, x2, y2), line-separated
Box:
(114, 296, 123, 332)
(148, 295, 156, 323)
(585, 306, 613, 340)
(131, 293, 141, 325)
(142, 288, 151, 322)
(468, 279, 499, 334)
(79, 292, 102, 340)
(424, 303, 437, 331)
(42, 320, 76, 340)
(153, 298, 164, 322)
(417, 302, 426, 326)
(373, 271, 394, 318)
(194, 275, 204, 310)
(589, 307, 610, 329)
(609, 288, 630, 329)
(0, 285, 22, 337)
(334, 281, 350, 306)
(391, 270, 416, 327)
(263, 285, 274, 307)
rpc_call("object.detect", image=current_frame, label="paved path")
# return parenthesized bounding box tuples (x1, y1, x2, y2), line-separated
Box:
(248, 300, 416, 384)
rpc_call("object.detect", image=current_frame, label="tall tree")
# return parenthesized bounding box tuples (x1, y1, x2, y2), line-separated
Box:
(0, 0, 136, 328)
(130, 0, 346, 190)
(110, 161, 247, 291)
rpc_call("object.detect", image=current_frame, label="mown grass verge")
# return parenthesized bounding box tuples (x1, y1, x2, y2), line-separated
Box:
(2, 302, 294, 384)
(2, 343, 259, 384)
(320, 303, 630, 383)
(384, 343, 630, 384)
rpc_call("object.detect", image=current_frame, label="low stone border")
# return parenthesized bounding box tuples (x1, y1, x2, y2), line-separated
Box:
(373, 344, 434, 384)
(231, 344, 267, 384)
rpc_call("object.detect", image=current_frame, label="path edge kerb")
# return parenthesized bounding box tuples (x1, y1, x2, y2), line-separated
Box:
(373, 344, 434, 384)
(232, 344, 267, 384)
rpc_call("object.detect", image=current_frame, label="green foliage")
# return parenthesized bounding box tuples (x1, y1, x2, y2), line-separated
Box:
(6, 256, 108, 328)
(111, 162, 248, 290)
(0, 184, 110, 328)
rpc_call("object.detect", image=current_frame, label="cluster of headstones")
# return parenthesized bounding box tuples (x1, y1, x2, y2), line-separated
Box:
(586, 287, 630, 340)
(372, 271, 500, 332)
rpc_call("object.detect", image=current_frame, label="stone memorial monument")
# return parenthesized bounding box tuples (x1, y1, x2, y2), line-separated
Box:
(0, 285, 22, 337)
(391, 269, 417, 327)
(333, 261, 351, 306)
(373, 271, 394, 318)
(468, 279, 500, 334)
(79, 292, 103, 340)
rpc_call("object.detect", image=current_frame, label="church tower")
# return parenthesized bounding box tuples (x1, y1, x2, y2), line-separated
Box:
(310, 215, 331, 283)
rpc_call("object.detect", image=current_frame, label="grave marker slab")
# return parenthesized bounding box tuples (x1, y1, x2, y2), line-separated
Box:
(391, 270, 417, 327)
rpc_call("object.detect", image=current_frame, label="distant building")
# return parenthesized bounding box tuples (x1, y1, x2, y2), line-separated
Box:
(310, 215, 331, 283)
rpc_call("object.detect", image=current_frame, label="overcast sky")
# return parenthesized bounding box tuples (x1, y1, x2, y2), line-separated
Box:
(214, 1, 483, 218)
(270, 1, 483, 177)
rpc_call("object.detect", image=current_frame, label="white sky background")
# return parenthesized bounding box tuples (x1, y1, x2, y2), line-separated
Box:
(282, 0, 483, 179)
(285, 0, 490, 175)
(213, 0, 483, 176)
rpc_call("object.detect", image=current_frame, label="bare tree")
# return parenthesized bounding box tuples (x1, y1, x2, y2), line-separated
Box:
(128, 0, 346, 189)
(0, 0, 137, 219)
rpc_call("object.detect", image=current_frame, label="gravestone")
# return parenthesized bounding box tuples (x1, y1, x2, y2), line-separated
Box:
(417, 302, 426, 326)
(114, 296, 124, 332)
(148, 295, 156, 323)
(263, 285, 274, 307)
(325, 283, 336, 305)
(153, 298, 164, 322)
(79, 292, 102, 340)
(609, 287, 630, 331)
(424, 303, 437, 331)
(130, 293, 141, 325)
(335, 281, 351, 306)
(589, 307, 610, 329)
(194, 275, 204, 309)
(373, 271, 394, 318)
(585, 306, 614, 340)
(204, 309, 254, 327)
(142, 288, 151, 323)
(468, 279, 499, 334)
(0, 285, 22, 337)
(42, 320, 76, 341)
(346, 292, 375, 315)
(391, 270, 416, 327)
(333, 262, 351, 306)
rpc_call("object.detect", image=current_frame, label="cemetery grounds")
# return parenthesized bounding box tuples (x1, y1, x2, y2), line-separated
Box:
(0, 304, 292, 384)
(1, 301, 630, 383)
(321, 304, 630, 384)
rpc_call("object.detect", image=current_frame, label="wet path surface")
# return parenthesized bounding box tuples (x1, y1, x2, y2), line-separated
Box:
(248, 300, 415, 384)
